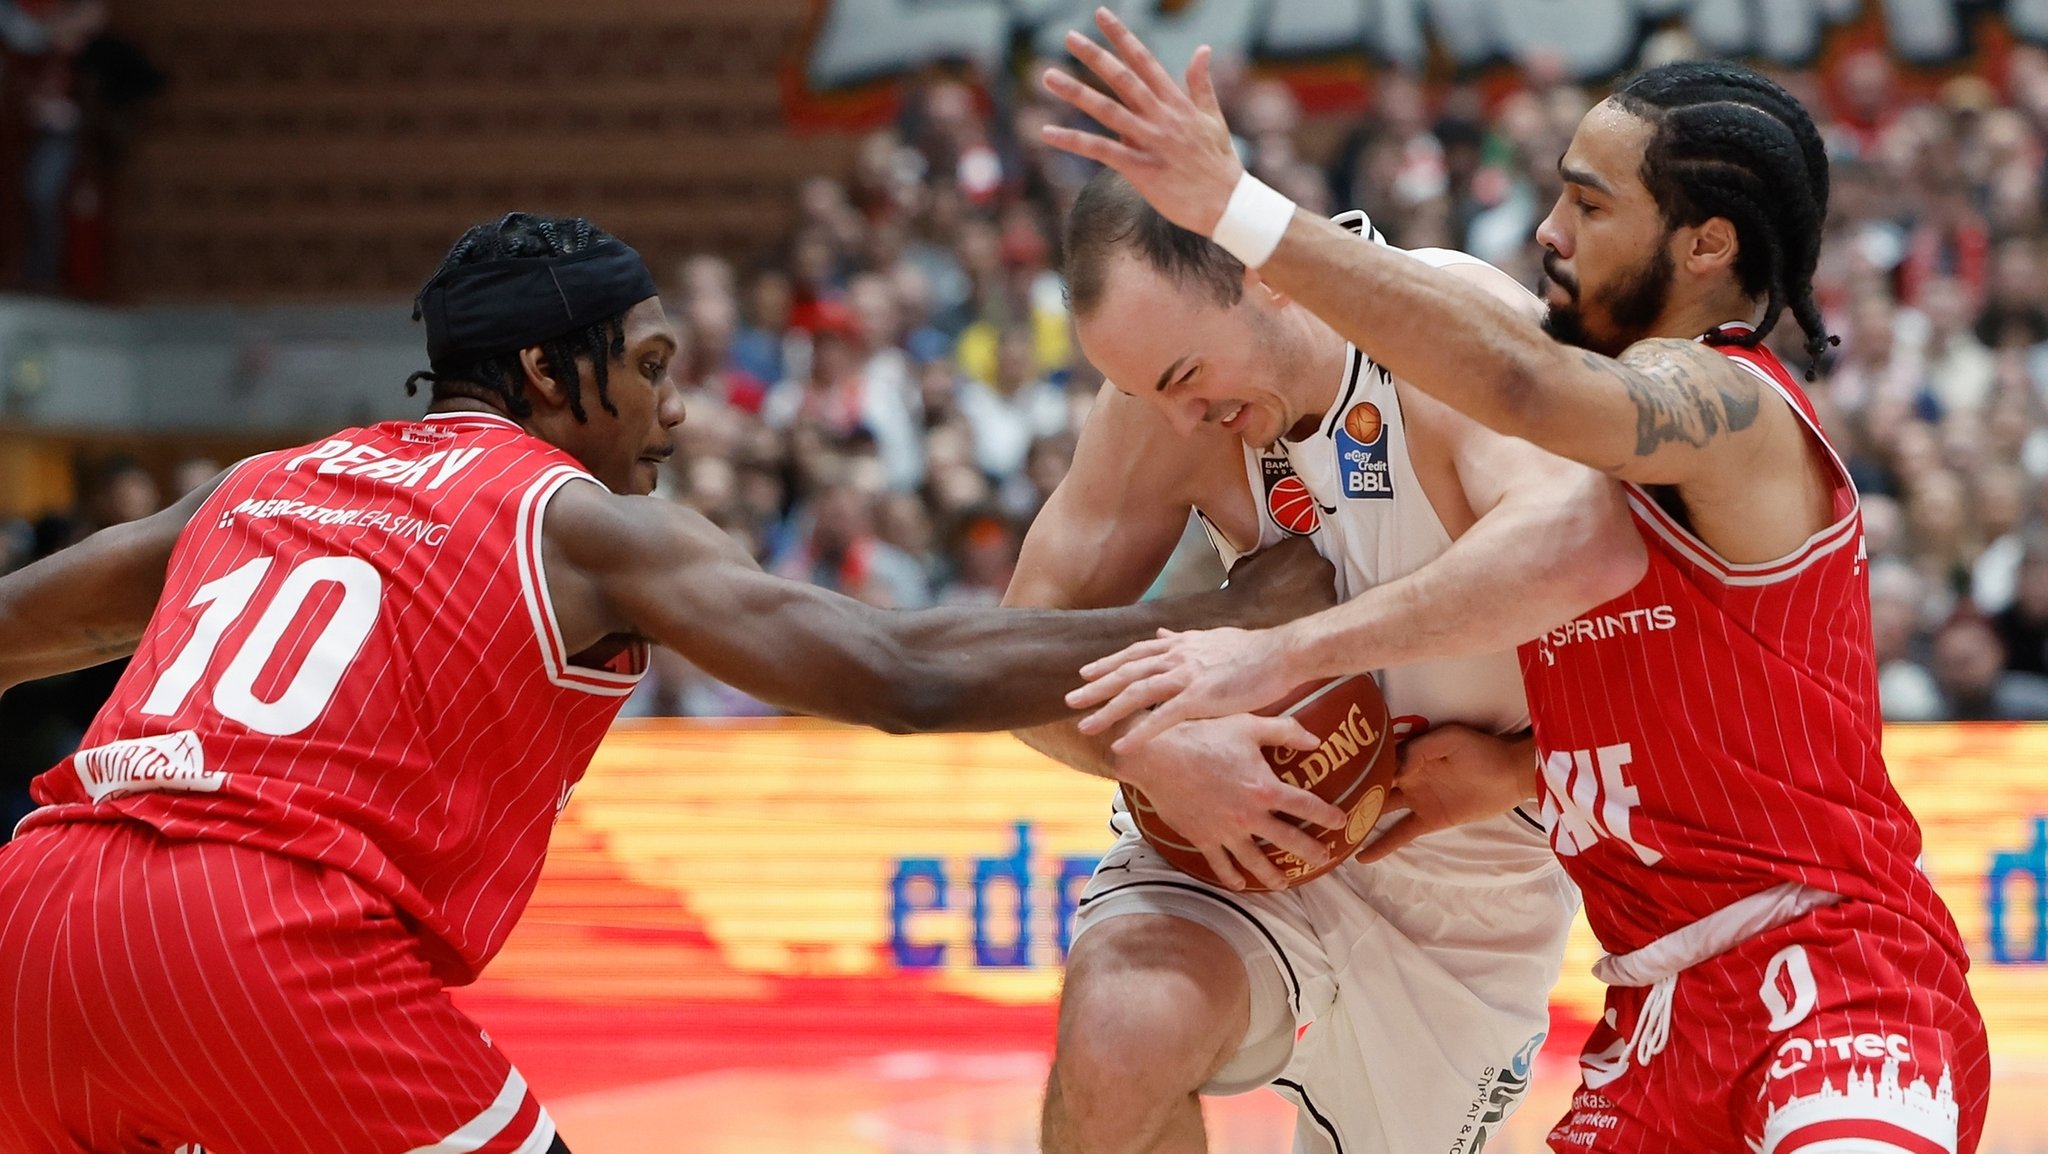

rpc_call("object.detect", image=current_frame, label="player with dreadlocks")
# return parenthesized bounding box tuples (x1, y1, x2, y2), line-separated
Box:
(1040, 11, 1989, 1153)
(0, 210, 1335, 1154)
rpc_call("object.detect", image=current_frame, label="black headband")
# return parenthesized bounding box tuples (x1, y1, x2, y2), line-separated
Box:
(419, 242, 658, 373)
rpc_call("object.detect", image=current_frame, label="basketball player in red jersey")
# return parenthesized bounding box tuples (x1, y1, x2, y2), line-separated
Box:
(0, 212, 1333, 1154)
(1040, 11, 1990, 1154)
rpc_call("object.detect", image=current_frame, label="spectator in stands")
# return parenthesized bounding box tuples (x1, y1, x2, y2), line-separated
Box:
(1873, 563, 1942, 722)
(16, 0, 106, 292)
(1930, 613, 2048, 721)
(169, 456, 219, 500)
(959, 323, 1068, 483)
(938, 513, 1020, 608)
(1995, 537, 2048, 678)
(732, 268, 794, 387)
(773, 480, 930, 610)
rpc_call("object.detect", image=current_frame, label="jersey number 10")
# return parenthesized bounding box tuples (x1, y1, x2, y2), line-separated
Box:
(139, 555, 382, 737)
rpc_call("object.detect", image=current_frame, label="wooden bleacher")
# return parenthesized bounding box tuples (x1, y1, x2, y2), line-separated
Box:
(112, 0, 857, 300)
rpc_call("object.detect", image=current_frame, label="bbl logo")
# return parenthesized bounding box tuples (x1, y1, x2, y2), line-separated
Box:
(1336, 402, 1393, 500)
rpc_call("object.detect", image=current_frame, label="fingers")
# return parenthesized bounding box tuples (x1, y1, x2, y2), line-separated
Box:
(1227, 836, 1290, 891)
(1076, 639, 1170, 687)
(1254, 814, 1329, 866)
(1199, 843, 1248, 892)
(1268, 782, 1348, 833)
(1102, 694, 1190, 749)
(1354, 814, 1425, 864)
(1186, 45, 1222, 117)
(1040, 124, 1149, 171)
(1073, 651, 1171, 705)
(1041, 67, 1152, 143)
(1252, 716, 1320, 752)
(1064, 28, 1160, 116)
(1095, 7, 1186, 104)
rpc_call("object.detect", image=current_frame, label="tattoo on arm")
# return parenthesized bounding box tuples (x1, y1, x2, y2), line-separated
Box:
(1583, 341, 1763, 460)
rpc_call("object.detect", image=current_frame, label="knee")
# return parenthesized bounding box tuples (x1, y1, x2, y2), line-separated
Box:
(1051, 917, 1250, 1098)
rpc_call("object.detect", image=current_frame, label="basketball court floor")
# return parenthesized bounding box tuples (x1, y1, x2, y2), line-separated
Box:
(453, 722, 2048, 1152)
(456, 990, 2048, 1154)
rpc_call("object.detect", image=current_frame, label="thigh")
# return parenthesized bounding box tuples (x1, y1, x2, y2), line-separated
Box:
(0, 826, 105, 1154)
(1724, 904, 1989, 1154)
(1291, 868, 1574, 1154)
(1070, 829, 1333, 1093)
(1550, 902, 1990, 1154)
(1546, 983, 1722, 1154)
(4, 824, 559, 1154)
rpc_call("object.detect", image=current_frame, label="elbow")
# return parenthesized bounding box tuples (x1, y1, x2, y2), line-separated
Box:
(873, 679, 970, 735)
(1494, 342, 1579, 443)
(1557, 495, 1648, 612)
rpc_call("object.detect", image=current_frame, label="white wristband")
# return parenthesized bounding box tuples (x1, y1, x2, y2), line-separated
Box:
(1211, 172, 1297, 268)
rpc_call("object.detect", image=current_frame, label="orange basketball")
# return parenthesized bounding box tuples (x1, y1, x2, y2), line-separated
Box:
(1267, 474, 1321, 535)
(1121, 674, 1395, 892)
(1343, 402, 1383, 444)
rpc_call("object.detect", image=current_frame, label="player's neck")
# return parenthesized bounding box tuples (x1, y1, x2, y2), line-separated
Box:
(1652, 288, 1765, 344)
(1304, 316, 1352, 417)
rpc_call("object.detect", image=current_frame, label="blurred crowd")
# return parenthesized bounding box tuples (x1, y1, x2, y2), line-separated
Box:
(0, 0, 160, 295)
(642, 38, 2048, 723)
(10, 34, 2048, 789)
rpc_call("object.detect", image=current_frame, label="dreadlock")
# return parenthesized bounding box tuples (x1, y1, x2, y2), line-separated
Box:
(404, 212, 628, 421)
(1612, 61, 1839, 378)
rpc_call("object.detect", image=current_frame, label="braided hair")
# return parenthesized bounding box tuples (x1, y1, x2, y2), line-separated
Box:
(404, 212, 627, 421)
(1612, 62, 1837, 377)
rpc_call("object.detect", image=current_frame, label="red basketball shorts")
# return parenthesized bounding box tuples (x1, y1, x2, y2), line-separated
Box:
(0, 820, 557, 1154)
(1549, 899, 1989, 1154)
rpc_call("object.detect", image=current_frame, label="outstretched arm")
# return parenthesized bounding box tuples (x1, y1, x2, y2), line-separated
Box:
(1038, 8, 1828, 558)
(0, 475, 224, 696)
(542, 481, 1332, 734)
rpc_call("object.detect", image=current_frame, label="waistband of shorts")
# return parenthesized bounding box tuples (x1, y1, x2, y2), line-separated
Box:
(1592, 881, 1841, 987)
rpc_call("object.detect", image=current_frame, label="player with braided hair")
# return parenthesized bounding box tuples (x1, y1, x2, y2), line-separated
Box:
(405, 212, 632, 423)
(1042, 11, 1988, 1152)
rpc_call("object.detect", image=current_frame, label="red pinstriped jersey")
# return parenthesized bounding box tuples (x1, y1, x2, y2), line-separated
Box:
(1518, 334, 1965, 962)
(21, 411, 645, 983)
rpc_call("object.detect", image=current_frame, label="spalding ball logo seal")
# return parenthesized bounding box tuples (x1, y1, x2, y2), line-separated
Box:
(1347, 784, 1386, 843)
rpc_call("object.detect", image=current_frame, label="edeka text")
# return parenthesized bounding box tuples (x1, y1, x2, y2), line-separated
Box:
(889, 822, 1100, 968)
(1989, 816, 2048, 963)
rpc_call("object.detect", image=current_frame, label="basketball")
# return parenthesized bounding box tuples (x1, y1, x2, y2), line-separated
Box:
(1121, 673, 1394, 892)
(1267, 474, 1321, 535)
(1343, 402, 1383, 444)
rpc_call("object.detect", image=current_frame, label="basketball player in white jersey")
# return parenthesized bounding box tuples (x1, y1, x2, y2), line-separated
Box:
(1006, 172, 1646, 1154)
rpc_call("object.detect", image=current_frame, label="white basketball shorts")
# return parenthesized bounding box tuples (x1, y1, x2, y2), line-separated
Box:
(1070, 812, 1579, 1154)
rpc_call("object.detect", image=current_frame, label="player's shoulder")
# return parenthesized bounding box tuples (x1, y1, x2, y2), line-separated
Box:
(1331, 214, 1540, 320)
(541, 480, 728, 578)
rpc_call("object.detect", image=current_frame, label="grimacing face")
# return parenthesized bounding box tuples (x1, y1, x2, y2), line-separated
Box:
(1074, 254, 1320, 449)
(558, 296, 684, 496)
(1535, 99, 1683, 357)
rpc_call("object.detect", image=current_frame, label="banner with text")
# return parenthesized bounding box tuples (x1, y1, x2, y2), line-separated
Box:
(481, 719, 2048, 1059)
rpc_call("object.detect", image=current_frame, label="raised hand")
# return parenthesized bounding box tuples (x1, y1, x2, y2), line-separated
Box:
(1117, 712, 1346, 891)
(1355, 725, 1539, 864)
(1039, 7, 1246, 238)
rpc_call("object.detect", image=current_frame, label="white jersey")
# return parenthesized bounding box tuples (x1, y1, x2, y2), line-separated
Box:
(1204, 227, 1556, 883)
